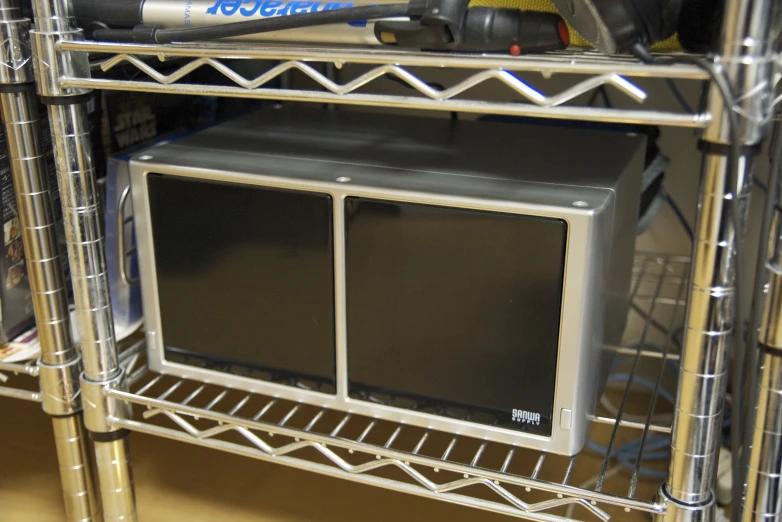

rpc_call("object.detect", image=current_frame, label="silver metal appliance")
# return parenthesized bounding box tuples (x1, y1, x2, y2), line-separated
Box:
(130, 108, 643, 455)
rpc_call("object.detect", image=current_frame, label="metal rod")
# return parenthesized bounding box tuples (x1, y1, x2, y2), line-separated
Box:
(631, 296, 687, 307)
(739, 351, 782, 521)
(121, 353, 141, 376)
(253, 399, 277, 421)
(56, 41, 711, 78)
(356, 420, 377, 443)
(94, 438, 136, 521)
(662, 0, 777, 511)
(0, 6, 100, 518)
(204, 389, 228, 411)
(412, 431, 429, 455)
(117, 340, 144, 363)
(0, 386, 40, 402)
(630, 302, 674, 337)
(614, 347, 681, 360)
(0, 35, 73, 366)
(597, 256, 665, 492)
(531, 453, 546, 480)
(628, 257, 688, 498)
(384, 426, 402, 449)
(562, 457, 576, 486)
(52, 416, 100, 522)
(442, 436, 459, 461)
(135, 375, 163, 396)
(500, 448, 516, 473)
(180, 383, 206, 406)
(591, 416, 672, 434)
(471, 442, 487, 468)
(127, 365, 149, 388)
(278, 404, 300, 427)
(156, 380, 183, 401)
(228, 394, 253, 416)
(303, 410, 325, 432)
(43, 102, 119, 382)
(739, 118, 782, 504)
(330, 414, 352, 437)
(107, 388, 665, 514)
(39, 66, 139, 520)
(60, 77, 710, 129)
(0, 361, 40, 376)
(113, 417, 589, 522)
(739, 120, 782, 521)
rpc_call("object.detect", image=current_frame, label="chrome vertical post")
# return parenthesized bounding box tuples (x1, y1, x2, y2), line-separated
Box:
(740, 125, 782, 521)
(29, 0, 137, 520)
(0, 0, 99, 520)
(657, 0, 778, 520)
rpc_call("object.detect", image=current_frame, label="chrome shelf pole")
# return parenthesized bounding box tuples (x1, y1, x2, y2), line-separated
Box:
(740, 122, 782, 521)
(658, 0, 778, 519)
(0, 0, 98, 520)
(29, 0, 137, 519)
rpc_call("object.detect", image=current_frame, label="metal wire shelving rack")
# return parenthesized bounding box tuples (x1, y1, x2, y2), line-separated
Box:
(0, 338, 145, 404)
(1, 0, 780, 520)
(0, 359, 41, 403)
(110, 253, 688, 522)
(62, 40, 712, 127)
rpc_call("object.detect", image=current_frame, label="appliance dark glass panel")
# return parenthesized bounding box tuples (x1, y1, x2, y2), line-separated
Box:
(147, 174, 336, 387)
(345, 198, 567, 436)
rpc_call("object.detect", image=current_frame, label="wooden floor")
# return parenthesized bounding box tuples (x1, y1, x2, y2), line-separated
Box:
(0, 395, 656, 522)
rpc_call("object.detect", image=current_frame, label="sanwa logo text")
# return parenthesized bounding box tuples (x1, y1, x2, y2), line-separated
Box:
(206, 0, 368, 26)
(512, 409, 541, 426)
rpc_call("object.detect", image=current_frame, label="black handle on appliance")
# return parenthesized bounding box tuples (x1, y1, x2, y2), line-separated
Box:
(375, 8, 569, 54)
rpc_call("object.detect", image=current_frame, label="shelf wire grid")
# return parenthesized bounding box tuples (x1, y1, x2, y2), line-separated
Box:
(58, 41, 710, 128)
(106, 253, 689, 521)
(0, 336, 146, 404)
(0, 359, 40, 402)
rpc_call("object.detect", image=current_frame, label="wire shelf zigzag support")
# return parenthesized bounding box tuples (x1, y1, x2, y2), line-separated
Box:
(118, 404, 610, 521)
(99, 54, 648, 107)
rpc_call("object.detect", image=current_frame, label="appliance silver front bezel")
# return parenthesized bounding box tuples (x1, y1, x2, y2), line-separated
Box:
(130, 160, 600, 456)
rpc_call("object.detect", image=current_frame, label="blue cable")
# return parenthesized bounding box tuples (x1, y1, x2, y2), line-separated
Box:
(588, 368, 677, 479)
(664, 192, 694, 243)
(586, 438, 671, 479)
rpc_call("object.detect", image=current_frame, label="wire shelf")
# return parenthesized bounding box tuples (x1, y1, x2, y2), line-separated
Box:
(106, 253, 688, 521)
(0, 337, 146, 404)
(59, 41, 710, 128)
(0, 359, 40, 402)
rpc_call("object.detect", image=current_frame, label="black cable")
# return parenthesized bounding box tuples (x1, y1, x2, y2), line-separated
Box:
(600, 86, 613, 108)
(93, 3, 409, 43)
(665, 78, 694, 113)
(587, 85, 612, 108)
(631, 42, 746, 515)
